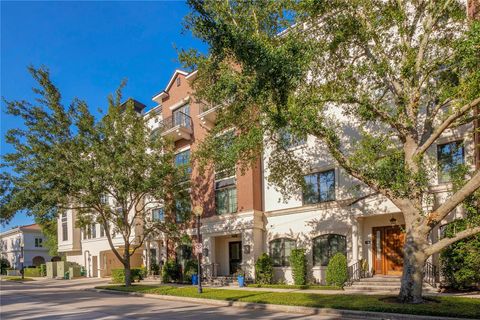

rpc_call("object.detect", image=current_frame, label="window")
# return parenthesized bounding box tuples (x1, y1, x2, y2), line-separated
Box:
(152, 207, 165, 222)
(175, 149, 192, 180)
(150, 248, 157, 264)
(34, 238, 43, 248)
(100, 224, 105, 237)
(175, 245, 192, 266)
(100, 194, 108, 205)
(269, 238, 296, 267)
(172, 104, 190, 128)
(303, 170, 335, 204)
(175, 199, 191, 223)
(313, 234, 347, 266)
(437, 141, 464, 183)
(215, 163, 237, 215)
(279, 128, 306, 149)
(91, 224, 96, 239)
(61, 212, 68, 241)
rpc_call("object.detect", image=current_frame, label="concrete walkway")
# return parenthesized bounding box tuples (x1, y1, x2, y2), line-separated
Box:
(140, 279, 480, 299)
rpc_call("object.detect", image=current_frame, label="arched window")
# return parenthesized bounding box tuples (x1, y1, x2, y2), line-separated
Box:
(32, 256, 45, 267)
(313, 234, 346, 266)
(269, 238, 296, 267)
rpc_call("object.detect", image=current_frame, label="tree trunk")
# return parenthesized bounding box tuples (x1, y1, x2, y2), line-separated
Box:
(124, 254, 132, 287)
(399, 230, 427, 303)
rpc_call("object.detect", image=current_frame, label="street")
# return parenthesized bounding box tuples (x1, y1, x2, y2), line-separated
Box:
(0, 279, 345, 319)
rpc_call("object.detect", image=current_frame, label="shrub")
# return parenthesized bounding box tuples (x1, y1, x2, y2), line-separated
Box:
(39, 264, 46, 277)
(441, 234, 480, 289)
(183, 259, 198, 282)
(255, 253, 274, 284)
(1, 258, 11, 275)
(326, 253, 348, 287)
(289, 249, 307, 285)
(24, 267, 41, 277)
(161, 259, 181, 283)
(111, 268, 144, 284)
(150, 262, 160, 276)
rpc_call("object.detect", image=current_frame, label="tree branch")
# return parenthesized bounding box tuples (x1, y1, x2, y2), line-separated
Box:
(416, 97, 480, 156)
(427, 170, 480, 226)
(425, 225, 480, 256)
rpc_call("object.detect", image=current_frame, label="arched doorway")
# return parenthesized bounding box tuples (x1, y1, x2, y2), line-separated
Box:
(32, 256, 45, 267)
(51, 256, 61, 262)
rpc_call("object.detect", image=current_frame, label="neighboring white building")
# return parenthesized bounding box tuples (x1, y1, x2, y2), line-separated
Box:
(0, 223, 54, 269)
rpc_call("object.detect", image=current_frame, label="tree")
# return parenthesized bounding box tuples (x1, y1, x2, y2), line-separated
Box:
(182, 0, 480, 303)
(1, 67, 189, 286)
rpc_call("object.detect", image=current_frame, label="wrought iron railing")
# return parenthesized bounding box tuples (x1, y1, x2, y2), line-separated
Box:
(347, 260, 372, 285)
(159, 111, 192, 132)
(423, 261, 439, 288)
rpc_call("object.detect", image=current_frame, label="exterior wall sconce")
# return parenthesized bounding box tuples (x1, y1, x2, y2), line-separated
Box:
(243, 245, 251, 254)
(390, 216, 397, 226)
(202, 248, 209, 257)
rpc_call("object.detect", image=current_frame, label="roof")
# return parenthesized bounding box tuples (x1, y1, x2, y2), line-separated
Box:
(120, 98, 147, 113)
(152, 69, 192, 102)
(0, 223, 42, 237)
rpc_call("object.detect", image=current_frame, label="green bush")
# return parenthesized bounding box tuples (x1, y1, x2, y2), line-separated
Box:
(183, 259, 198, 282)
(161, 259, 181, 283)
(255, 253, 274, 284)
(24, 267, 41, 277)
(150, 262, 160, 275)
(326, 253, 348, 287)
(1, 258, 10, 275)
(111, 268, 144, 284)
(40, 264, 46, 277)
(441, 234, 480, 289)
(289, 249, 307, 285)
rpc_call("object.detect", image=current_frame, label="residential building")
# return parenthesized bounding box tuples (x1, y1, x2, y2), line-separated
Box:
(57, 69, 476, 286)
(0, 224, 54, 269)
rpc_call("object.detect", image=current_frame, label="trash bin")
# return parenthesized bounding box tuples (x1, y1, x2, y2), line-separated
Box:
(191, 274, 198, 285)
(237, 275, 245, 287)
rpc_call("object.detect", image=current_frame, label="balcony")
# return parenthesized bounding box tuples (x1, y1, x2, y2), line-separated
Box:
(198, 104, 222, 130)
(159, 112, 193, 141)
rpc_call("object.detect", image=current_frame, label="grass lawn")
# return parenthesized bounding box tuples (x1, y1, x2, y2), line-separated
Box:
(96, 284, 480, 319)
(1, 276, 34, 281)
(247, 284, 341, 290)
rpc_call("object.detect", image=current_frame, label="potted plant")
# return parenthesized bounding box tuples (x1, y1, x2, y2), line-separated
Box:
(235, 269, 245, 287)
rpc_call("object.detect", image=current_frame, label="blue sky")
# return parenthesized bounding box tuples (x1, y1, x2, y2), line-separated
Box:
(0, 1, 206, 231)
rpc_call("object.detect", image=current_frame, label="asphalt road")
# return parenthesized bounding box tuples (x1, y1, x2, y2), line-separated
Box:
(0, 278, 345, 319)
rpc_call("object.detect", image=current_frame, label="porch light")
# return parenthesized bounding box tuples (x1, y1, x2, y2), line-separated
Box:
(243, 245, 251, 254)
(390, 216, 397, 226)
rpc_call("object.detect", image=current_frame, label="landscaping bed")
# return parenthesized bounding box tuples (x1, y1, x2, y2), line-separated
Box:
(247, 284, 341, 290)
(96, 284, 480, 319)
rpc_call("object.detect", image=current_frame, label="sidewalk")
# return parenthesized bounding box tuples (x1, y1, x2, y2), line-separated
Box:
(140, 278, 480, 299)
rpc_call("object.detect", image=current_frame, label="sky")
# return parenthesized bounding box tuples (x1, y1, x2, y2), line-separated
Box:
(0, 1, 207, 232)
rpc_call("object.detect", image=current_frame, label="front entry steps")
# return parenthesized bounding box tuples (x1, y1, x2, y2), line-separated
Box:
(344, 276, 438, 293)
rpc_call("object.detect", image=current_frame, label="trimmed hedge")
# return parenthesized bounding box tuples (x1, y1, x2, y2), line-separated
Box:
(326, 253, 348, 287)
(255, 253, 274, 284)
(289, 249, 307, 285)
(111, 268, 144, 284)
(24, 267, 42, 277)
(161, 259, 181, 283)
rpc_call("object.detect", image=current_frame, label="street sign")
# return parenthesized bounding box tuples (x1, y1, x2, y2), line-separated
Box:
(193, 243, 203, 255)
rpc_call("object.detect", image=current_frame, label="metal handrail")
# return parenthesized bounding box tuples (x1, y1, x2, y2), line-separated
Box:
(159, 111, 192, 132)
(347, 260, 371, 285)
(423, 261, 438, 288)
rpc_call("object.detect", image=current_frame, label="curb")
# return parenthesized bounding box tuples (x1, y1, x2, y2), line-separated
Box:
(86, 288, 472, 320)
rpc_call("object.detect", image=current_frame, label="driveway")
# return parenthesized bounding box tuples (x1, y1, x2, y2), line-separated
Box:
(0, 279, 345, 319)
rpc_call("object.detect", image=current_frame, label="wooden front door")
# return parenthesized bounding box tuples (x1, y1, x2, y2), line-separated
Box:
(228, 241, 242, 275)
(372, 226, 405, 275)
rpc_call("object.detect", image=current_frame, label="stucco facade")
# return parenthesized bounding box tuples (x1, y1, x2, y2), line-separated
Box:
(1, 224, 53, 270)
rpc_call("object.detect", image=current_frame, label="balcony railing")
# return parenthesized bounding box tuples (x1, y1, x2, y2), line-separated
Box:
(159, 111, 192, 133)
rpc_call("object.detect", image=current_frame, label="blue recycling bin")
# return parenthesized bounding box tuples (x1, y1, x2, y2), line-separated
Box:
(192, 274, 198, 285)
(237, 275, 245, 287)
